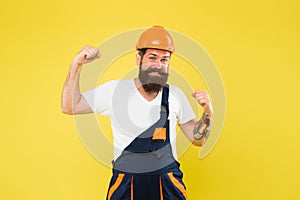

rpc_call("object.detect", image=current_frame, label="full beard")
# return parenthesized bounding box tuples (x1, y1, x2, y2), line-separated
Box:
(138, 66, 169, 93)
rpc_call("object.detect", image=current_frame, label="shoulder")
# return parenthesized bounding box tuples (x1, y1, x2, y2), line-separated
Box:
(168, 84, 187, 99)
(168, 84, 194, 109)
(96, 79, 132, 90)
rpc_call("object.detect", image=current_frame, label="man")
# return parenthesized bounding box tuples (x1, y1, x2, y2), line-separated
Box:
(62, 25, 213, 200)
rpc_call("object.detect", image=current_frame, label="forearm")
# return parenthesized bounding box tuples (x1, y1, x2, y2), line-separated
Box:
(61, 61, 83, 114)
(180, 111, 212, 146)
(193, 112, 212, 146)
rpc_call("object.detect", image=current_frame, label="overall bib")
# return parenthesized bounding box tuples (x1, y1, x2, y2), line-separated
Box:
(106, 86, 188, 200)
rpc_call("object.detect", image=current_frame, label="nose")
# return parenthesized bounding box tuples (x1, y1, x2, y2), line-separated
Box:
(151, 60, 162, 69)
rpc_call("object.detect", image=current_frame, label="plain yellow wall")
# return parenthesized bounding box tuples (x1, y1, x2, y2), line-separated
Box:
(1, 0, 299, 199)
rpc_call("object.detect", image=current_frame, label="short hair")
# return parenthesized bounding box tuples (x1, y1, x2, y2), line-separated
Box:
(138, 49, 148, 66)
(138, 49, 147, 58)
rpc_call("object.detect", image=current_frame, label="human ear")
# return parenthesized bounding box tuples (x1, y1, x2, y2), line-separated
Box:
(136, 53, 141, 66)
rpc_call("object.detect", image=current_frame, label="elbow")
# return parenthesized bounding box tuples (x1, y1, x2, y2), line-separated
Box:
(192, 142, 203, 147)
(61, 98, 75, 115)
(61, 105, 74, 115)
(192, 138, 206, 147)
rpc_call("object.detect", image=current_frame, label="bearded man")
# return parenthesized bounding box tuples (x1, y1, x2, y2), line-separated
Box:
(62, 25, 213, 200)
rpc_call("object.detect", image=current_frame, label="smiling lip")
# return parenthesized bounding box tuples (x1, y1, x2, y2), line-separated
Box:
(149, 72, 161, 76)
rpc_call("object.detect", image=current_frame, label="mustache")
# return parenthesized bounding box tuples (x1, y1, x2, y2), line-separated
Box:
(141, 67, 168, 75)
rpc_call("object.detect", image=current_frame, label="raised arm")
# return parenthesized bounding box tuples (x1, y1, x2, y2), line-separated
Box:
(180, 90, 213, 146)
(61, 45, 101, 115)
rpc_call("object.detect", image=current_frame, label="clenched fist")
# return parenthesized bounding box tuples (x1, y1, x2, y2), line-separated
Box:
(72, 45, 101, 65)
(192, 90, 213, 118)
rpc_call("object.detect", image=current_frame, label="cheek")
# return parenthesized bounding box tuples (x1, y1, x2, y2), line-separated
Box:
(140, 59, 150, 68)
(140, 64, 149, 71)
(163, 66, 169, 73)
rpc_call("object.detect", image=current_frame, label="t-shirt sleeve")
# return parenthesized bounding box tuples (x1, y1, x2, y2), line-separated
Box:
(171, 86, 196, 124)
(82, 81, 116, 115)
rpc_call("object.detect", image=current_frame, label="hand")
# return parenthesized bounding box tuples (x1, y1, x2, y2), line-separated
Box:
(192, 90, 213, 118)
(72, 45, 101, 65)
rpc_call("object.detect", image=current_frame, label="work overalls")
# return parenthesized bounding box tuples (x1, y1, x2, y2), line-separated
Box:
(106, 85, 188, 200)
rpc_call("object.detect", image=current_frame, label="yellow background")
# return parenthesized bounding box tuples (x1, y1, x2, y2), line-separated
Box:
(1, 0, 299, 199)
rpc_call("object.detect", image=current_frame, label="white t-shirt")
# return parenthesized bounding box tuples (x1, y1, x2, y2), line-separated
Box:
(82, 79, 196, 161)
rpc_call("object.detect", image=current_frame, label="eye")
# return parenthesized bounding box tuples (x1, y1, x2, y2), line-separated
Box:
(161, 58, 169, 63)
(149, 56, 156, 62)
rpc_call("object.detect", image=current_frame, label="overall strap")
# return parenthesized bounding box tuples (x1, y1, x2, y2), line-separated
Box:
(161, 85, 169, 118)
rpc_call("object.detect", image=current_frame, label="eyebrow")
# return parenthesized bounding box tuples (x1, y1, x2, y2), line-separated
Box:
(148, 53, 170, 58)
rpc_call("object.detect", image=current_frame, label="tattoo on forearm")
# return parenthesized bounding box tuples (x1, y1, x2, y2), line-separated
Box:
(193, 112, 212, 141)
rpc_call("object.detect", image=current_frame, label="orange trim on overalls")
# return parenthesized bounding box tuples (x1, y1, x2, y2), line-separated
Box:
(167, 172, 188, 199)
(131, 176, 134, 200)
(108, 173, 125, 200)
(152, 127, 167, 140)
(159, 176, 164, 200)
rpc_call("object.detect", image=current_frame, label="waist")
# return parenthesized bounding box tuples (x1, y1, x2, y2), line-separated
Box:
(113, 160, 180, 176)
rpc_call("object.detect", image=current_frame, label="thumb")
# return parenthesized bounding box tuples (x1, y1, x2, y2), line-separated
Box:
(192, 92, 196, 98)
(96, 51, 101, 59)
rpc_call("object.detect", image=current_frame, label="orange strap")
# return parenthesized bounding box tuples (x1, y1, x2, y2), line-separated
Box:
(167, 172, 188, 199)
(107, 173, 125, 200)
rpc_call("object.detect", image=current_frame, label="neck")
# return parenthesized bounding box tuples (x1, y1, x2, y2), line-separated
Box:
(134, 78, 159, 101)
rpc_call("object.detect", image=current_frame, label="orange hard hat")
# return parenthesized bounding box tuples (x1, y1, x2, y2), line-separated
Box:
(136, 25, 175, 53)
